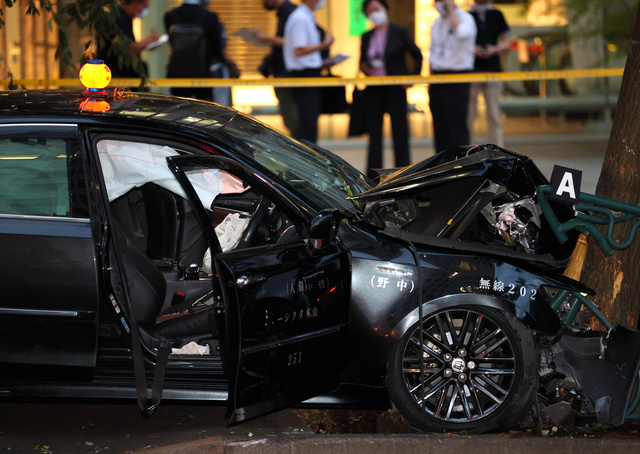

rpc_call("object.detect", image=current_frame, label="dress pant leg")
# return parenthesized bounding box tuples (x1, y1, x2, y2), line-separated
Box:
(293, 86, 321, 144)
(443, 82, 470, 148)
(292, 69, 321, 144)
(429, 84, 450, 153)
(467, 82, 481, 143)
(366, 87, 385, 179)
(484, 81, 504, 147)
(387, 86, 410, 168)
(274, 86, 299, 137)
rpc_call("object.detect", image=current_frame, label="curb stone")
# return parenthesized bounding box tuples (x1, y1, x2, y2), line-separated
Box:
(133, 434, 640, 454)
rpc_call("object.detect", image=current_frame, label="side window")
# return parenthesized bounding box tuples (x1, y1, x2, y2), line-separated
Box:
(0, 137, 73, 217)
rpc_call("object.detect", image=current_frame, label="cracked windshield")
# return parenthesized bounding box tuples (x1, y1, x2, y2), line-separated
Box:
(215, 114, 372, 217)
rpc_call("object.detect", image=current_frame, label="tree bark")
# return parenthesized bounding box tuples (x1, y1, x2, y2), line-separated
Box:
(579, 4, 640, 329)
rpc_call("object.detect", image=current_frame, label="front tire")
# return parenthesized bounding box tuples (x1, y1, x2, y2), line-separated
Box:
(388, 305, 538, 433)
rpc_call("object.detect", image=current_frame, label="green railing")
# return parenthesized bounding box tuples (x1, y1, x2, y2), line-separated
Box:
(538, 185, 640, 257)
(537, 185, 640, 420)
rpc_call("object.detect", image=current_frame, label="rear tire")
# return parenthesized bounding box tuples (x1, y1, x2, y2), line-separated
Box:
(388, 305, 538, 433)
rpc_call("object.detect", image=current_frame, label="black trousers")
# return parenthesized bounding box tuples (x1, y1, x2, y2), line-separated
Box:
(365, 85, 411, 180)
(428, 80, 471, 153)
(171, 87, 212, 101)
(290, 68, 322, 144)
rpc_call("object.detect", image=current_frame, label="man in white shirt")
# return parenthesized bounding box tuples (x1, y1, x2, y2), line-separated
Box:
(283, 0, 333, 144)
(428, 0, 477, 152)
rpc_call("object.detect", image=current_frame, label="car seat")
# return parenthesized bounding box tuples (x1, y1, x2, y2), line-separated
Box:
(141, 183, 208, 268)
(114, 222, 218, 341)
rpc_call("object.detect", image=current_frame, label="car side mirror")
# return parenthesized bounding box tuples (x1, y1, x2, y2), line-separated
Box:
(309, 209, 340, 249)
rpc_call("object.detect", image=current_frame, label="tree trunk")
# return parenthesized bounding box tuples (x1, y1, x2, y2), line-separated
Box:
(579, 4, 640, 329)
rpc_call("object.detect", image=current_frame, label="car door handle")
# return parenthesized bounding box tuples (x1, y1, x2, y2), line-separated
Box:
(236, 274, 266, 288)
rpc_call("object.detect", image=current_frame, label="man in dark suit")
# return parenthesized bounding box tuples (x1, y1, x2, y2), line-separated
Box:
(164, 0, 225, 101)
(360, 0, 423, 180)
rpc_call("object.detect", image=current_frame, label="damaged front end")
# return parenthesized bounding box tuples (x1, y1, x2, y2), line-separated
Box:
(538, 323, 640, 426)
(353, 144, 579, 267)
(354, 145, 640, 428)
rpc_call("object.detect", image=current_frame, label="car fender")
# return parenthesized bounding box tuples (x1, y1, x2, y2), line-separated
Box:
(392, 292, 561, 343)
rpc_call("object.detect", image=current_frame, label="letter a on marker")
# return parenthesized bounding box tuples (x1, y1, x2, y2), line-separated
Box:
(556, 172, 576, 199)
(549, 165, 582, 203)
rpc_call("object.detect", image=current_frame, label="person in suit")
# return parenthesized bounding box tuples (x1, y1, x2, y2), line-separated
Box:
(164, 0, 225, 101)
(359, 0, 423, 181)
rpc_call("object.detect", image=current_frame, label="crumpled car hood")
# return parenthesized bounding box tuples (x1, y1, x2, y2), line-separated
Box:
(353, 145, 578, 266)
(352, 145, 549, 201)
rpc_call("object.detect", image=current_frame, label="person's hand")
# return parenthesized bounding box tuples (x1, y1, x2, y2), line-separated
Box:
(485, 44, 498, 56)
(137, 30, 162, 53)
(148, 30, 162, 43)
(251, 28, 270, 45)
(475, 45, 492, 59)
(322, 33, 335, 49)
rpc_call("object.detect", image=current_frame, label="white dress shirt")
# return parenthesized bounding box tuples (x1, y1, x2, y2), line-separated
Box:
(429, 7, 477, 72)
(283, 3, 323, 71)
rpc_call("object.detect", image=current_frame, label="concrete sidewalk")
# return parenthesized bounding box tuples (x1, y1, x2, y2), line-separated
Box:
(133, 432, 640, 454)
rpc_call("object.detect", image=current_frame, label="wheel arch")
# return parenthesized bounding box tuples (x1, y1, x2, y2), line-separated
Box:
(392, 292, 560, 343)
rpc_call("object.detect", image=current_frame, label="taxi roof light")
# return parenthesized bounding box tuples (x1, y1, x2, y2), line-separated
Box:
(79, 60, 111, 97)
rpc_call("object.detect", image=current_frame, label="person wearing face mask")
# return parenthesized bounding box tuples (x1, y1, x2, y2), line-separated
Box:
(96, 0, 162, 78)
(251, 0, 298, 136)
(467, 0, 510, 147)
(428, 0, 477, 153)
(359, 0, 423, 180)
(283, 0, 334, 144)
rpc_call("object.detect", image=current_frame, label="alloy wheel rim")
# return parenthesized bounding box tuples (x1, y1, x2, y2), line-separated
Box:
(401, 308, 517, 423)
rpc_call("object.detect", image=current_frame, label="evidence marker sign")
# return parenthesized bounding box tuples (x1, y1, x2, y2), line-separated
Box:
(549, 165, 582, 204)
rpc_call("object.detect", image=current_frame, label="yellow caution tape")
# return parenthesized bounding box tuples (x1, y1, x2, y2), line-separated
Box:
(0, 68, 624, 89)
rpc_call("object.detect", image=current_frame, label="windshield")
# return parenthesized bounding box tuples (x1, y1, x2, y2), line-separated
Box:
(212, 113, 372, 217)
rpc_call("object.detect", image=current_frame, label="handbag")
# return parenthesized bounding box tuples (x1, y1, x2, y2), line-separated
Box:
(348, 86, 368, 137)
(320, 74, 348, 114)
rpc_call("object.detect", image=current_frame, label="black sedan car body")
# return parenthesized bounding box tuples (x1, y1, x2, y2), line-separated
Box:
(0, 89, 638, 433)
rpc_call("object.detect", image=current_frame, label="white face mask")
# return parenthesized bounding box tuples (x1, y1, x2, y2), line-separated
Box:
(314, 0, 326, 10)
(136, 8, 149, 19)
(368, 9, 388, 27)
(435, 3, 449, 17)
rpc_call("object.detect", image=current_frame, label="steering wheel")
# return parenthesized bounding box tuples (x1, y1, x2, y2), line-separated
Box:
(236, 195, 270, 249)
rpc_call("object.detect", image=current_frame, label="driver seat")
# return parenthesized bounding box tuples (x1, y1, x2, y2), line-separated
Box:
(114, 222, 218, 340)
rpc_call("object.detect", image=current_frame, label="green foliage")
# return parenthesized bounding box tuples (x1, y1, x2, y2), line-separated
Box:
(565, 0, 639, 56)
(1, 0, 148, 82)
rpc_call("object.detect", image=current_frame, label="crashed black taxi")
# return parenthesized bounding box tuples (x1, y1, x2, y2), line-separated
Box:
(0, 84, 638, 434)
